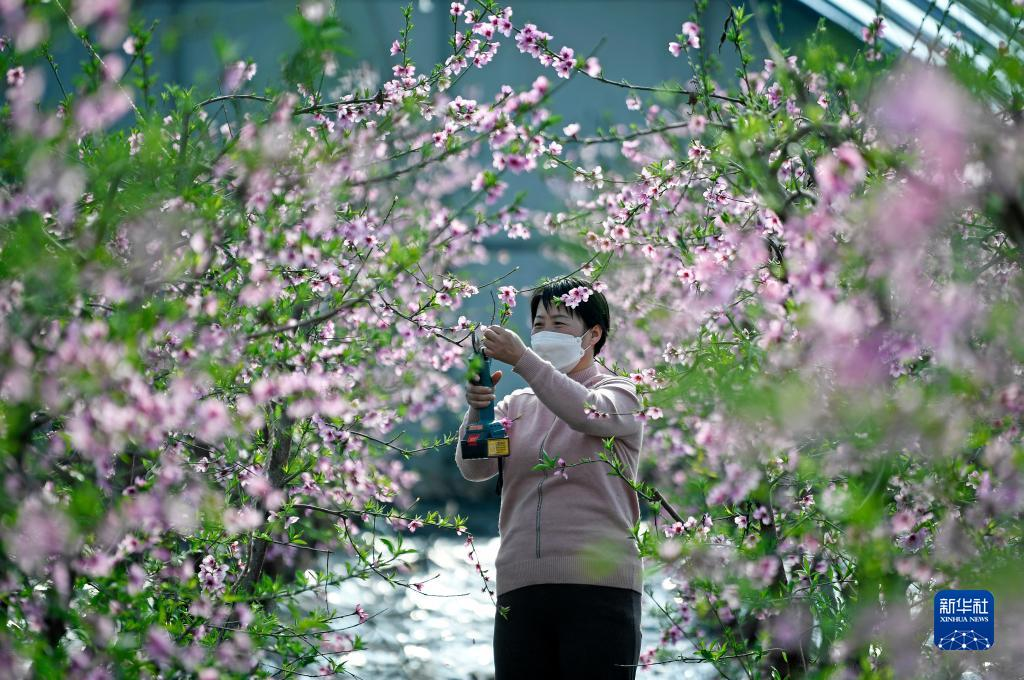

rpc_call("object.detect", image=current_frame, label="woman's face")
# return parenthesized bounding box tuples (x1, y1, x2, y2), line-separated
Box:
(531, 305, 598, 349)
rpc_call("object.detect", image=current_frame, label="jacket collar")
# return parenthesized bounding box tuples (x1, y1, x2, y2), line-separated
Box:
(567, 360, 601, 385)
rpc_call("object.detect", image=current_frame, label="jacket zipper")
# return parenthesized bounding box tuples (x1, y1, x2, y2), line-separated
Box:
(535, 416, 558, 558)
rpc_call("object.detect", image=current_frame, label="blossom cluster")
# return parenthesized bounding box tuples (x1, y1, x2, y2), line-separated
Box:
(862, 16, 886, 62)
(668, 21, 701, 56)
(198, 555, 230, 597)
(559, 286, 592, 308)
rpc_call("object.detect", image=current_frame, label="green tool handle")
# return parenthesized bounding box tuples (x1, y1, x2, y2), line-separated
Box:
(472, 353, 495, 424)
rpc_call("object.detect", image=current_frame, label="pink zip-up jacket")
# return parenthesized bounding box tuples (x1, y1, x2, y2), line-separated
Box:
(454, 346, 645, 597)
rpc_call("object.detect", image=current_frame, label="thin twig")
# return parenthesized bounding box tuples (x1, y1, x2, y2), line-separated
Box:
(52, 0, 140, 117)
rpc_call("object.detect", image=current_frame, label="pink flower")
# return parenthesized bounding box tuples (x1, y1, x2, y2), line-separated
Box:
(891, 509, 916, 533)
(473, 22, 495, 39)
(553, 457, 568, 480)
(584, 56, 601, 77)
(688, 140, 710, 167)
(77, 552, 118, 578)
(146, 626, 176, 667)
(668, 42, 682, 57)
(6, 496, 75, 574)
(505, 153, 528, 172)
(749, 556, 780, 587)
(198, 555, 229, 597)
(355, 603, 368, 624)
(515, 25, 538, 55)
(814, 141, 866, 200)
(862, 16, 885, 44)
(495, 17, 513, 36)
(626, 95, 641, 111)
(6, 66, 24, 87)
(222, 60, 257, 93)
(531, 74, 549, 96)
(999, 384, 1024, 413)
(450, 2, 465, 16)
(117, 534, 142, 558)
(663, 521, 684, 537)
(225, 506, 265, 533)
(563, 122, 580, 137)
(128, 130, 143, 155)
(498, 285, 518, 307)
(899, 527, 928, 552)
(408, 519, 423, 532)
(127, 563, 147, 595)
(122, 36, 138, 55)
(491, 7, 513, 37)
(681, 22, 701, 49)
(550, 46, 576, 78)
(195, 399, 231, 442)
(559, 286, 592, 308)
(390, 40, 402, 56)
(760, 209, 783, 236)
(636, 406, 663, 421)
(506, 222, 530, 239)
(688, 114, 706, 135)
(707, 463, 762, 506)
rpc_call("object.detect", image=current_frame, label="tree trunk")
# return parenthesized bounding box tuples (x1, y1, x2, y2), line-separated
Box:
(239, 406, 293, 594)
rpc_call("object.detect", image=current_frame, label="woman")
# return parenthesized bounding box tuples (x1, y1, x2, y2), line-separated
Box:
(454, 277, 646, 680)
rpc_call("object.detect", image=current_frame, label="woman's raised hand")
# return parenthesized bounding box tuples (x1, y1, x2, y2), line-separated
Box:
(480, 325, 527, 366)
(466, 369, 502, 410)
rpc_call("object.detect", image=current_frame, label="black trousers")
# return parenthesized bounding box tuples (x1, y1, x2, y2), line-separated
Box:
(493, 583, 642, 680)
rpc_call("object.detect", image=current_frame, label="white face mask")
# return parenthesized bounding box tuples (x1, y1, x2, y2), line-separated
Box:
(530, 329, 595, 373)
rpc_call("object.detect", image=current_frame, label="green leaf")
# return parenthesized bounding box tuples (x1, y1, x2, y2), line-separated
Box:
(531, 451, 558, 471)
(69, 482, 104, 531)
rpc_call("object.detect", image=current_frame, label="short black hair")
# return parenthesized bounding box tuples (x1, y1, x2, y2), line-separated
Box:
(529, 276, 610, 356)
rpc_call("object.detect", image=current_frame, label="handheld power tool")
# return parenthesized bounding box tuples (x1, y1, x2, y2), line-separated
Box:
(461, 325, 511, 464)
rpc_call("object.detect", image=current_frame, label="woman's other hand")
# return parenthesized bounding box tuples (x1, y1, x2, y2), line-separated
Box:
(466, 369, 502, 410)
